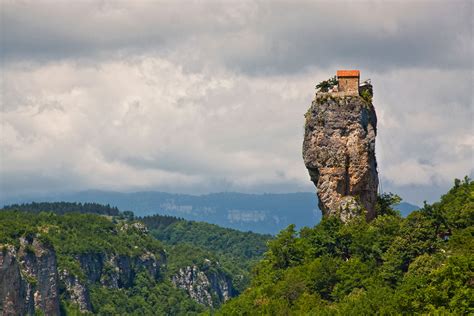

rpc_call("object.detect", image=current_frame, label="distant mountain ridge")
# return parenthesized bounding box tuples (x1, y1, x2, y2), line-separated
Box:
(0, 191, 419, 234)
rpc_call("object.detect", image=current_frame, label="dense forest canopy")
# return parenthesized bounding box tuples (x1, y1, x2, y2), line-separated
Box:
(143, 215, 271, 260)
(218, 178, 473, 315)
(1, 201, 120, 216)
(141, 214, 272, 293)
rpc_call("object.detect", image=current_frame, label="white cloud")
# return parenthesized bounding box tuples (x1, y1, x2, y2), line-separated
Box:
(1, 57, 321, 197)
(374, 69, 473, 202)
(2, 57, 471, 204)
(0, 1, 472, 205)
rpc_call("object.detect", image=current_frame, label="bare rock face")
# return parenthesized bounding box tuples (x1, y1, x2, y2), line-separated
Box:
(76, 251, 164, 290)
(171, 261, 235, 307)
(60, 270, 92, 313)
(0, 245, 29, 315)
(0, 237, 60, 316)
(303, 89, 378, 221)
(1, 237, 166, 314)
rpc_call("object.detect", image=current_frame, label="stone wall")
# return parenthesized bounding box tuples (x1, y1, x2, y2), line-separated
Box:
(338, 77, 359, 95)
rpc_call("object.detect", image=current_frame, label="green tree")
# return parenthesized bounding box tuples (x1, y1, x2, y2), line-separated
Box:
(266, 224, 303, 269)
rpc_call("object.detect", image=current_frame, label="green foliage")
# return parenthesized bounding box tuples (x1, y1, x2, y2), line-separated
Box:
(360, 88, 372, 103)
(1, 205, 273, 314)
(316, 76, 338, 92)
(143, 214, 272, 293)
(219, 178, 474, 314)
(59, 301, 83, 316)
(141, 214, 181, 230)
(0, 211, 205, 315)
(0, 211, 162, 257)
(144, 216, 270, 260)
(118, 210, 135, 221)
(20, 271, 38, 286)
(1, 201, 120, 216)
(376, 193, 401, 216)
(89, 273, 205, 315)
(2, 178, 472, 315)
(266, 224, 302, 269)
(437, 176, 473, 230)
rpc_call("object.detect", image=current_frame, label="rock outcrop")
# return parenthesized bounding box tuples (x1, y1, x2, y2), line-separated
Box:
(0, 245, 30, 316)
(0, 237, 166, 314)
(172, 261, 234, 307)
(76, 251, 163, 289)
(0, 237, 60, 316)
(303, 86, 378, 221)
(60, 270, 91, 313)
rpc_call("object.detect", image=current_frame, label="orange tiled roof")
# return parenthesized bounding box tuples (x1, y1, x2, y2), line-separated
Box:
(337, 70, 360, 77)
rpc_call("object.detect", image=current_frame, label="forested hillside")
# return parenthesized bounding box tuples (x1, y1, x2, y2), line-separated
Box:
(1, 201, 120, 216)
(1, 192, 420, 235)
(219, 178, 473, 314)
(1, 179, 470, 315)
(142, 215, 272, 292)
(0, 203, 272, 314)
(0, 211, 206, 315)
(0, 192, 322, 234)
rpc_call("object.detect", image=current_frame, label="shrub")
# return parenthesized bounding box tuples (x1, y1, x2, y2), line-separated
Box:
(360, 89, 372, 103)
(316, 76, 338, 92)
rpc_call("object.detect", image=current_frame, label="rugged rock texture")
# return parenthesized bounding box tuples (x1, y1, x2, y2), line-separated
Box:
(0, 237, 60, 316)
(1, 217, 237, 312)
(303, 88, 378, 221)
(76, 251, 163, 290)
(60, 271, 91, 313)
(1, 238, 165, 314)
(172, 261, 234, 307)
(0, 245, 29, 315)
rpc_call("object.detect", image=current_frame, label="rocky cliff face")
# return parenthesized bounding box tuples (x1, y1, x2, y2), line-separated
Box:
(172, 261, 234, 307)
(1, 230, 237, 313)
(60, 270, 91, 312)
(0, 237, 60, 316)
(303, 87, 378, 221)
(76, 251, 163, 290)
(0, 246, 32, 316)
(0, 235, 165, 314)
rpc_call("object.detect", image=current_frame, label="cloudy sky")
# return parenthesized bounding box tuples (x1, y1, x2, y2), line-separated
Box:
(1, 0, 472, 205)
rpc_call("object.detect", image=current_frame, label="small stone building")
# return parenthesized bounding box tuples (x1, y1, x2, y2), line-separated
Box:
(337, 70, 360, 96)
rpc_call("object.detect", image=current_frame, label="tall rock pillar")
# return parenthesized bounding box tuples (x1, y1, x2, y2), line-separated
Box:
(303, 79, 378, 222)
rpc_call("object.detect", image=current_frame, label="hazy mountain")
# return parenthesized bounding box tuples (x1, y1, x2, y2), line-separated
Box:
(394, 201, 420, 217)
(0, 191, 418, 234)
